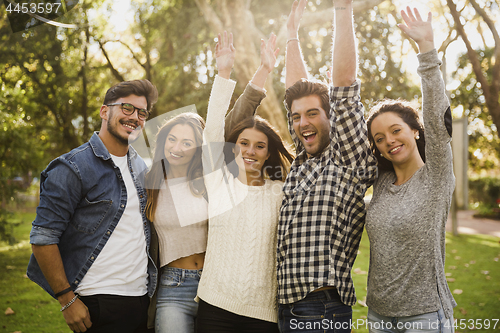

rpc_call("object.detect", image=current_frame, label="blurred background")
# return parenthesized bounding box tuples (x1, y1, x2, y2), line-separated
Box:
(1, 0, 499, 225)
(1, 0, 499, 220)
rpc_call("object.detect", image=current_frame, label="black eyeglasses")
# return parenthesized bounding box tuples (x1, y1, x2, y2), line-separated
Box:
(107, 103, 150, 120)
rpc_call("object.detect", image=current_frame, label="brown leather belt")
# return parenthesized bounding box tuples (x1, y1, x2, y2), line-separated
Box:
(311, 286, 336, 293)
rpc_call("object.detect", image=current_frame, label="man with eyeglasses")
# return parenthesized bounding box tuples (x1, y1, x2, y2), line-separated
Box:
(27, 80, 159, 333)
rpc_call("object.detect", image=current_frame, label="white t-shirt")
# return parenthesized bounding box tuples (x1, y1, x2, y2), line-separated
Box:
(76, 154, 148, 296)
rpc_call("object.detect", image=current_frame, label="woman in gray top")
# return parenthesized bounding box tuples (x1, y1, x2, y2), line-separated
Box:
(365, 7, 456, 332)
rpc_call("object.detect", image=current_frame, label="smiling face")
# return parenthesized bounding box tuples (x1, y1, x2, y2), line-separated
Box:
(104, 94, 147, 145)
(233, 127, 270, 180)
(370, 111, 420, 167)
(163, 123, 197, 174)
(291, 95, 330, 157)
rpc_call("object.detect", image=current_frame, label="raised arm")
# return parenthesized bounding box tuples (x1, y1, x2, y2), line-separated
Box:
(224, 85, 264, 135)
(331, 0, 357, 87)
(251, 33, 279, 89)
(330, 0, 376, 176)
(285, 0, 308, 89)
(399, 8, 452, 174)
(203, 31, 237, 178)
(225, 33, 279, 135)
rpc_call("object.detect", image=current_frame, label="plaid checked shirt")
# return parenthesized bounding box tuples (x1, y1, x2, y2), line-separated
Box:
(277, 80, 378, 306)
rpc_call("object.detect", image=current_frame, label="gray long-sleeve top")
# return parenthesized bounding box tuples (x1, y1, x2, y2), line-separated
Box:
(365, 49, 457, 319)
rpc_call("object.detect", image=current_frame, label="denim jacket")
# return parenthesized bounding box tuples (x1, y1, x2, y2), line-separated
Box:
(27, 132, 157, 298)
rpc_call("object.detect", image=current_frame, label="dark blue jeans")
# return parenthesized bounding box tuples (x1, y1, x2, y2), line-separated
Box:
(278, 289, 352, 333)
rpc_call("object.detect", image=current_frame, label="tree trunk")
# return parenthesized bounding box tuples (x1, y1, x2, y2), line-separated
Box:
(195, 0, 388, 144)
(81, 24, 90, 140)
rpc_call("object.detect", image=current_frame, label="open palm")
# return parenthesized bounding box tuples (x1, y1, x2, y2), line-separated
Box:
(398, 7, 433, 46)
(215, 31, 235, 75)
(287, 0, 306, 37)
(260, 33, 279, 73)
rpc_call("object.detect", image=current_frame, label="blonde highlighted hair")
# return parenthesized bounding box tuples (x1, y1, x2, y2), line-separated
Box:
(145, 113, 206, 222)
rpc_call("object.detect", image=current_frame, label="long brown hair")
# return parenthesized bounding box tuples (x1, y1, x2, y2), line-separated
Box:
(366, 98, 426, 172)
(225, 116, 295, 181)
(145, 113, 206, 221)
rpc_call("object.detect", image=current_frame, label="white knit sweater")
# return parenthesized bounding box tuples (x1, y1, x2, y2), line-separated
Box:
(197, 75, 282, 323)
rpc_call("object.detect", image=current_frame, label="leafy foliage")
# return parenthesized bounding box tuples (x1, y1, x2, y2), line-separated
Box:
(1, 0, 499, 209)
(355, 4, 421, 111)
(451, 48, 500, 175)
(0, 209, 18, 245)
(139, 0, 215, 119)
(0, 1, 109, 231)
(469, 176, 500, 219)
(2, 0, 113, 148)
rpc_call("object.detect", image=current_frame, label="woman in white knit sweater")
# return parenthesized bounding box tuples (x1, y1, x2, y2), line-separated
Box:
(195, 32, 294, 333)
(144, 35, 270, 332)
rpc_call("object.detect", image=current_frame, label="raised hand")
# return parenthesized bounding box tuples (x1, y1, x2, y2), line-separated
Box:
(398, 7, 435, 54)
(215, 31, 235, 79)
(251, 33, 280, 89)
(260, 33, 280, 74)
(287, 0, 307, 39)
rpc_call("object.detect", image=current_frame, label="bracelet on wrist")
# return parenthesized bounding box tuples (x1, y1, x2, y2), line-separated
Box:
(60, 294, 79, 312)
(287, 38, 299, 44)
(54, 286, 73, 298)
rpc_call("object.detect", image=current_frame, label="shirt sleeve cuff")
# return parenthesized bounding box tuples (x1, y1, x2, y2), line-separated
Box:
(248, 82, 266, 93)
(30, 226, 61, 245)
(215, 74, 237, 88)
(330, 79, 360, 100)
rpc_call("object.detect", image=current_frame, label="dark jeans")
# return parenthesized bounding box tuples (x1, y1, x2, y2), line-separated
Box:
(196, 299, 279, 333)
(278, 289, 352, 333)
(78, 294, 149, 333)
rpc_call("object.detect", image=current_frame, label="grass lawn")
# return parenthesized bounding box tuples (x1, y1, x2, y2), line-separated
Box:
(1, 212, 499, 332)
(350, 231, 500, 332)
(1, 212, 69, 333)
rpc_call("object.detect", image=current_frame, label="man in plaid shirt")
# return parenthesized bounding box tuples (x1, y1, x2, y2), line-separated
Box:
(277, 0, 377, 331)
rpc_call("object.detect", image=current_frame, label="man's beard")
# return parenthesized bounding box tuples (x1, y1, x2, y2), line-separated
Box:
(107, 110, 141, 145)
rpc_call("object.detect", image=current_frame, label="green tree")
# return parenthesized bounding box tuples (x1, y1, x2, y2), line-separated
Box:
(0, 0, 110, 214)
(355, 2, 421, 109)
(452, 48, 500, 174)
(446, 0, 500, 146)
(1, 1, 110, 156)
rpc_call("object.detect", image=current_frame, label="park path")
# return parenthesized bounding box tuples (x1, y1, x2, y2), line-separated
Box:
(446, 210, 500, 238)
